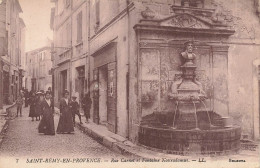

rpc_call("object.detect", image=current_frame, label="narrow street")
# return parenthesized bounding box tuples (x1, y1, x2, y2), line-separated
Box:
(0, 106, 123, 159)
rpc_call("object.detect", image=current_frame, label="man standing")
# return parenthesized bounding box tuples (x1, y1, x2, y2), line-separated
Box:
(82, 92, 92, 123)
(70, 95, 83, 126)
(16, 94, 23, 117)
(24, 89, 29, 107)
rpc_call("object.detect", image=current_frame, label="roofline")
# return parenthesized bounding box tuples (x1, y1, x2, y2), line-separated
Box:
(26, 46, 51, 55)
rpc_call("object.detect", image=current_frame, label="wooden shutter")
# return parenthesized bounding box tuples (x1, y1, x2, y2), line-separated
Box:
(96, 0, 100, 25)
(77, 12, 82, 42)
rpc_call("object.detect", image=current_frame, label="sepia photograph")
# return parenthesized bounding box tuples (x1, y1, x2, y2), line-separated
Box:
(0, 0, 259, 167)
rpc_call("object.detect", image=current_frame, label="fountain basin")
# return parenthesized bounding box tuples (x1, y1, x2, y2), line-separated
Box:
(138, 125, 241, 155)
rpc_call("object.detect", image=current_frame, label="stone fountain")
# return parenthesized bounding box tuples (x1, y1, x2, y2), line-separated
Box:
(138, 41, 241, 155)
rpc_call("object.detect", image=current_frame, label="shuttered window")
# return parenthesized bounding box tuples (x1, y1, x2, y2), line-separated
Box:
(96, 0, 100, 25)
(77, 11, 82, 43)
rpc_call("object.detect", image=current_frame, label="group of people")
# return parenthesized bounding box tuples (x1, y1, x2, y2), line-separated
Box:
(16, 88, 92, 136)
(28, 90, 46, 121)
(26, 89, 92, 135)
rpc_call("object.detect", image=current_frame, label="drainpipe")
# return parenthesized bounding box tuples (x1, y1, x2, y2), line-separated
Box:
(126, 0, 130, 139)
(0, 58, 2, 109)
(69, 0, 73, 97)
(88, 0, 91, 93)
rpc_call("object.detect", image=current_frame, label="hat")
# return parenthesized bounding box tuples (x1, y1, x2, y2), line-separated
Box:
(64, 90, 69, 95)
(36, 91, 44, 95)
(183, 40, 194, 46)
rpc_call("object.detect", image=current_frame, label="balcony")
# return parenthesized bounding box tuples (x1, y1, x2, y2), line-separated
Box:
(57, 49, 71, 65)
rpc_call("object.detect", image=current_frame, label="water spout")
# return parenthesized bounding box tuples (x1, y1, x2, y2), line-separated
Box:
(200, 100, 216, 129)
(172, 101, 179, 129)
(192, 100, 200, 130)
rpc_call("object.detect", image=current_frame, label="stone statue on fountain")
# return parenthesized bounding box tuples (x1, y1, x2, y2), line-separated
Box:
(169, 41, 206, 102)
(181, 41, 196, 63)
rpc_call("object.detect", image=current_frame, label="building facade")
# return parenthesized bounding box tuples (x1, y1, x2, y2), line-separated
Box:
(51, 0, 89, 106)
(24, 46, 52, 92)
(51, 0, 260, 143)
(0, 0, 25, 108)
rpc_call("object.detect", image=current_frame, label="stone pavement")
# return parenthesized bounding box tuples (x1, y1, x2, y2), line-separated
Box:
(0, 106, 123, 159)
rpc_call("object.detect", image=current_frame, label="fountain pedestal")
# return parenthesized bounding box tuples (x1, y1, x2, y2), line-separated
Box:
(172, 55, 207, 130)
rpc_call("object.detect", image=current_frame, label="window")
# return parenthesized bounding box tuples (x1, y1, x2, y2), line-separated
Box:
(96, 0, 100, 25)
(77, 11, 82, 43)
(66, 23, 71, 46)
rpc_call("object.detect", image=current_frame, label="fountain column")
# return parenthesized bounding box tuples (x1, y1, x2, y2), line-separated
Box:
(170, 41, 206, 130)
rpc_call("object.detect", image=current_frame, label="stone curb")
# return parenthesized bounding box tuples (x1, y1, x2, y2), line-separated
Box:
(0, 120, 8, 146)
(76, 123, 138, 158)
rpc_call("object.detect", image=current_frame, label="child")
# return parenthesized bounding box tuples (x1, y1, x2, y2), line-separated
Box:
(70, 96, 83, 126)
(16, 95, 23, 117)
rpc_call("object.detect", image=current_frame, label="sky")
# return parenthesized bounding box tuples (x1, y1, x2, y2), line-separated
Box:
(19, 0, 54, 52)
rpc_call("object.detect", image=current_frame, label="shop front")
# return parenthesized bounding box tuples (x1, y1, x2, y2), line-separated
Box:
(92, 42, 117, 133)
(2, 63, 10, 104)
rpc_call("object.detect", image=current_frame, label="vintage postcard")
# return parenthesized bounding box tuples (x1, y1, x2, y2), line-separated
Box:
(0, 0, 259, 168)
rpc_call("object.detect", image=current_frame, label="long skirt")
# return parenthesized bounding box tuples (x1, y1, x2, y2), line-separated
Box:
(35, 105, 43, 117)
(84, 108, 90, 119)
(56, 111, 74, 133)
(29, 105, 37, 117)
(38, 113, 55, 135)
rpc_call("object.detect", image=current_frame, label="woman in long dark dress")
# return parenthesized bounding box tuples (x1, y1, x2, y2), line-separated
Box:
(28, 93, 37, 121)
(35, 92, 44, 121)
(56, 90, 74, 134)
(38, 91, 55, 135)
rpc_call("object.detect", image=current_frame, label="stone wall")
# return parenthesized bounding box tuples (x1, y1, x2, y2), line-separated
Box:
(214, 0, 260, 139)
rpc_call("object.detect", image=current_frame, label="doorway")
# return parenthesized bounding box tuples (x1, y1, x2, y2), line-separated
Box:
(76, 66, 85, 111)
(98, 65, 108, 125)
(3, 71, 9, 104)
(60, 70, 67, 98)
(92, 62, 117, 133)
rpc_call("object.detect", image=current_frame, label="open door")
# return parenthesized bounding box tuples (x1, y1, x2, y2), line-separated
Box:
(93, 68, 99, 124)
(107, 62, 117, 133)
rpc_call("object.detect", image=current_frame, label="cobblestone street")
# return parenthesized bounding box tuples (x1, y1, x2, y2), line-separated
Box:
(0, 106, 123, 159)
